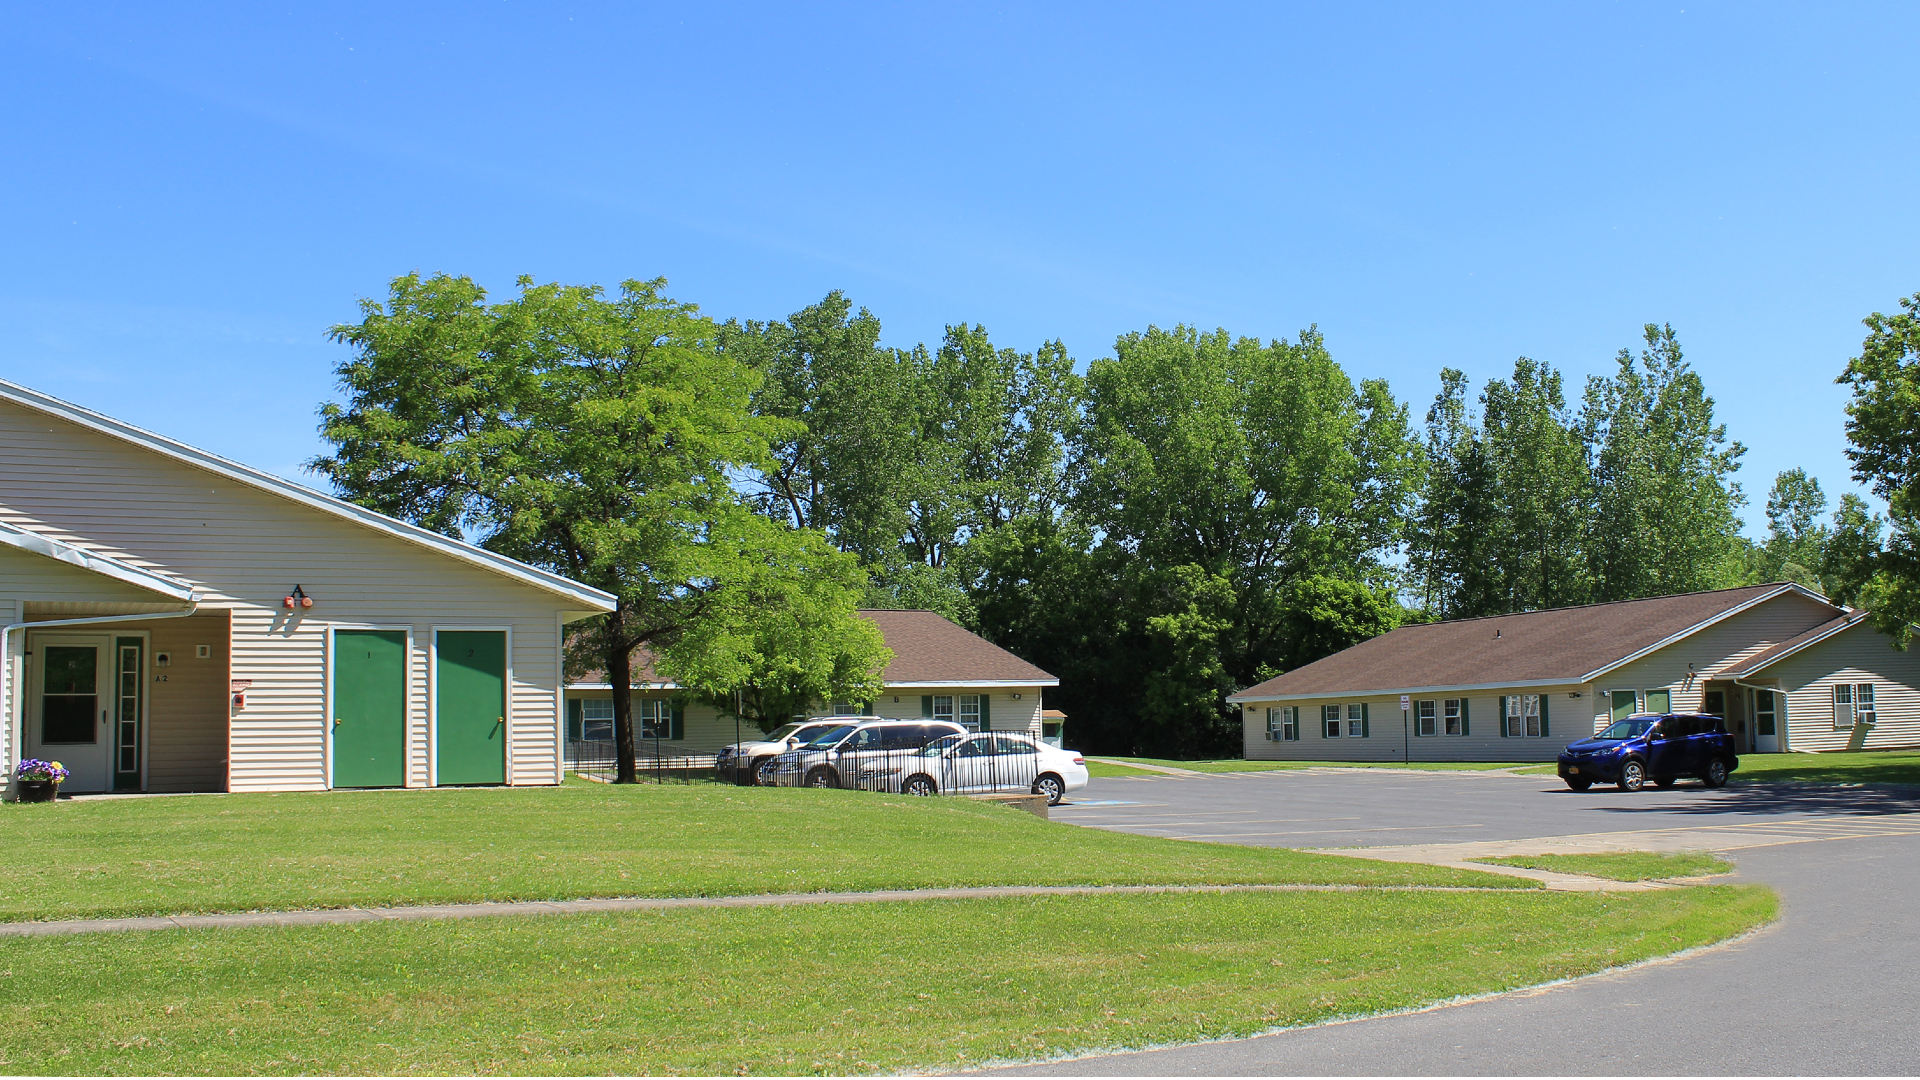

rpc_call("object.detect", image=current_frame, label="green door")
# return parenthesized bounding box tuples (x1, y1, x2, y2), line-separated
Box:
(1610, 690, 1638, 722)
(437, 630, 507, 785)
(333, 630, 407, 788)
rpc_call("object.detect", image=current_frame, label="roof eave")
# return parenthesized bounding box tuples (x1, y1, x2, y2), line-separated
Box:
(1230, 675, 1582, 704)
(1730, 613, 1871, 677)
(0, 380, 617, 613)
(0, 522, 198, 603)
(1578, 583, 1829, 683)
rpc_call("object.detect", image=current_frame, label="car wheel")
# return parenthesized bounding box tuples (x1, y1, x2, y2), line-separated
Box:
(1618, 759, 1646, 792)
(1654, 776, 1677, 789)
(1564, 777, 1592, 791)
(805, 767, 839, 789)
(902, 774, 938, 797)
(1032, 773, 1066, 805)
(748, 757, 772, 786)
(1702, 758, 1730, 788)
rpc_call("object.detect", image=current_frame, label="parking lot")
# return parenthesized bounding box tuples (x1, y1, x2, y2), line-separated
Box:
(1005, 767, 1920, 1075)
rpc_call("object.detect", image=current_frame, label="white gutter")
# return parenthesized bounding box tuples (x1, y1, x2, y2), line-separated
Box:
(3, 605, 198, 800)
(1228, 675, 1577, 704)
(0, 521, 196, 601)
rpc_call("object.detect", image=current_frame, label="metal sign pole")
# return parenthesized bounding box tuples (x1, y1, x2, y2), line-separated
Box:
(1400, 693, 1411, 762)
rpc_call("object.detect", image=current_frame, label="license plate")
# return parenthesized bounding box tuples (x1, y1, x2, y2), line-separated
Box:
(1567, 766, 1580, 774)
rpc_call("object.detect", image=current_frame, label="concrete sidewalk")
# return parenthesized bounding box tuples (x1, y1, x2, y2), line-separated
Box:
(0, 880, 1539, 939)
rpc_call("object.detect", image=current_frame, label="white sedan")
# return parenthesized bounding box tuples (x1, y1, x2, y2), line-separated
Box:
(888, 732, 1089, 805)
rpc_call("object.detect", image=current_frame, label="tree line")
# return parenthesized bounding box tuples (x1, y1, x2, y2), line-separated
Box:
(312, 273, 1916, 767)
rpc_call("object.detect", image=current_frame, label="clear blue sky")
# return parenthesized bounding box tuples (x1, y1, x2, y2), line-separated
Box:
(8, 2, 1917, 536)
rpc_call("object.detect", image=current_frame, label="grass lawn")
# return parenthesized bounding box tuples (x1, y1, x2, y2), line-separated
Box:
(1730, 750, 1920, 786)
(1470, 851, 1734, 881)
(1104, 757, 1533, 773)
(0, 885, 1775, 1076)
(0, 782, 1531, 923)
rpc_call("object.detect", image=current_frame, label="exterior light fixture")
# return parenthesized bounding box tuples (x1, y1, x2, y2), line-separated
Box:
(283, 585, 314, 609)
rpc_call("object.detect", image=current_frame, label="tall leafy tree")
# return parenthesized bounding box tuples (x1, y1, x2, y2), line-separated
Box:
(1412, 361, 1590, 619)
(314, 273, 887, 780)
(1837, 290, 1920, 641)
(1069, 324, 1418, 752)
(1583, 324, 1746, 600)
(1753, 468, 1830, 588)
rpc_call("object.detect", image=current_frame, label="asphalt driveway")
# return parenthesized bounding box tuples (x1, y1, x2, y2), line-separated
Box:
(1000, 768, 1920, 1075)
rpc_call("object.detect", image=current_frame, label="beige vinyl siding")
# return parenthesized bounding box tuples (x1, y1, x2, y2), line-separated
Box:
(0, 399, 586, 791)
(144, 612, 230, 792)
(1758, 621, 1920, 752)
(1594, 591, 1841, 727)
(1242, 689, 1581, 762)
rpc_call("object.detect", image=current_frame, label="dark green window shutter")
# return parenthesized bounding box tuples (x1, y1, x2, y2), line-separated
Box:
(567, 698, 583, 740)
(921, 695, 934, 718)
(670, 704, 685, 741)
(979, 694, 992, 731)
(1498, 696, 1508, 737)
(1461, 698, 1470, 737)
(1361, 702, 1369, 738)
(1539, 695, 1550, 738)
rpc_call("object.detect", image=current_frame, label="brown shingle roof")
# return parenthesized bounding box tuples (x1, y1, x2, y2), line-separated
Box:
(858, 609, 1057, 685)
(1728, 611, 1869, 677)
(1230, 584, 1837, 700)
(571, 610, 1055, 688)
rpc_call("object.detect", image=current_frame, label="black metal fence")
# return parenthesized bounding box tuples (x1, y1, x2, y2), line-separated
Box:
(566, 738, 1067, 799)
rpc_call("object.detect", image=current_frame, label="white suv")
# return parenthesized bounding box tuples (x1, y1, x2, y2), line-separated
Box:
(760, 719, 969, 790)
(716, 718, 860, 786)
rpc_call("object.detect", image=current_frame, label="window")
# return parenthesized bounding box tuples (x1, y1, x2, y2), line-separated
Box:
(1645, 689, 1672, 714)
(958, 694, 982, 730)
(635, 699, 669, 740)
(1416, 699, 1436, 737)
(1267, 706, 1299, 742)
(1832, 684, 1855, 729)
(933, 696, 955, 724)
(1444, 698, 1464, 736)
(1857, 683, 1876, 727)
(1322, 704, 1342, 738)
(1348, 703, 1367, 738)
(1506, 694, 1542, 738)
(1755, 690, 1777, 737)
(581, 698, 614, 742)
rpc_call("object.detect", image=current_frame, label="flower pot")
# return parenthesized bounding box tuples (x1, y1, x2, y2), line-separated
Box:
(16, 780, 56, 803)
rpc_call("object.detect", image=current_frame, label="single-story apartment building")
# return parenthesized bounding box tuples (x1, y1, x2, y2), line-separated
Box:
(1, 379, 616, 797)
(1231, 583, 1920, 761)
(565, 609, 1058, 753)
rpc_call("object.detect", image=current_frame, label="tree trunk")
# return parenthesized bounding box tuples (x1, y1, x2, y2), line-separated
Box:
(608, 624, 639, 784)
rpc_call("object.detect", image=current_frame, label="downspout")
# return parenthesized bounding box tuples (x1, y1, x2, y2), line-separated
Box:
(3, 604, 200, 800)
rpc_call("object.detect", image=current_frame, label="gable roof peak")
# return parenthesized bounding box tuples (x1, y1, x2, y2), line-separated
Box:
(0, 378, 615, 612)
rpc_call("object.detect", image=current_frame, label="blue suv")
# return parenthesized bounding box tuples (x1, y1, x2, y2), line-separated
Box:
(1557, 713, 1739, 792)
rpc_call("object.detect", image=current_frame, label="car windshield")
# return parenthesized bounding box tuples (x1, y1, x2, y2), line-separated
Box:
(799, 725, 855, 748)
(918, 734, 963, 757)
(764, 724, 802, 741)
(1598, 719, 1657, 740)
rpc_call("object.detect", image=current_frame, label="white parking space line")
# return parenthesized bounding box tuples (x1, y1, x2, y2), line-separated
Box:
(1162, 823, 1487, 840)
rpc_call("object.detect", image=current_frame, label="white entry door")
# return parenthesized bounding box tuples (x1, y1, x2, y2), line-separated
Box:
(25, 635, 113, 792)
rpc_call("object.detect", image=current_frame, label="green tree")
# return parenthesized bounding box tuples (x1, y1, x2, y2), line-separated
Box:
(1755, 468, 1830, 588)
(1837, 291, 1920, 641)
(1583, 324, 1746, 600)
(314, 273, 888, 780)
(1071, 324, 1418, 752)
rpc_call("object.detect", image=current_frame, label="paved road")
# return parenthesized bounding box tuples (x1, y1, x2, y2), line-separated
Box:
(1006, 769, 1920, 1075)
